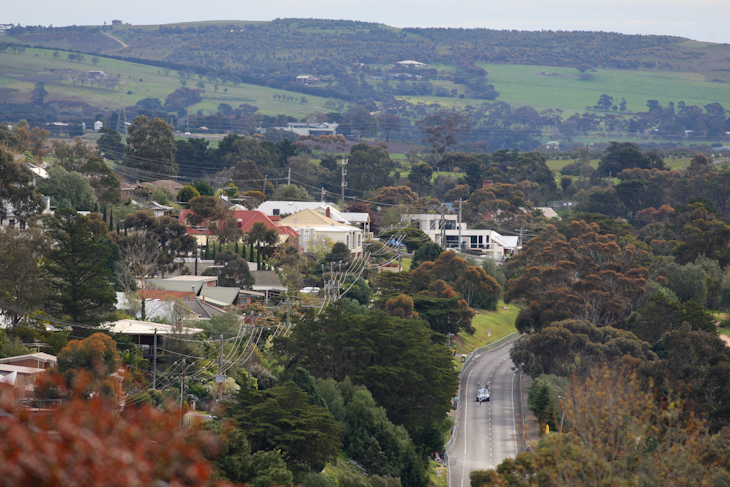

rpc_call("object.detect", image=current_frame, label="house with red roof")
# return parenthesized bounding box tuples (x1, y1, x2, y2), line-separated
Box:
(178, 205, 299, 245)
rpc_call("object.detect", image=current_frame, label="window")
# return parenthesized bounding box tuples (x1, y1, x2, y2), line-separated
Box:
(357, 234, 361, 247)
(430, 220, 436, 230)
(273, 209, 280, 216)
(346, 235, 350, 248)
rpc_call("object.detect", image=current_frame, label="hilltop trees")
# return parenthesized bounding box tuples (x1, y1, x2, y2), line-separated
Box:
(124, 115, 177, 176)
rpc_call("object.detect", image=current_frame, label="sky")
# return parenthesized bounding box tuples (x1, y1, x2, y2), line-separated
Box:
(4, 0, 730, 45)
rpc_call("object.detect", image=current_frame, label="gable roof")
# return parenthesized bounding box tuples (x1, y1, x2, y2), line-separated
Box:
(199, 287, 241, 307)
(278, 208, 342, 228)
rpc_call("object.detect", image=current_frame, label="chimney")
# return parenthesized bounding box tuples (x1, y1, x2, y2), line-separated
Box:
(326, 207, 331, 218)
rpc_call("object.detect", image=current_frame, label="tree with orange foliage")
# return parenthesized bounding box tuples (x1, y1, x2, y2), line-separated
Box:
(471, 363, 730, 487)
(0, 398, 235, 487)
(385, 293, 417, 319)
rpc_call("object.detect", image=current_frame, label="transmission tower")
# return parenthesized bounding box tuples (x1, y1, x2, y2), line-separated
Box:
(116, 78, 127, 135)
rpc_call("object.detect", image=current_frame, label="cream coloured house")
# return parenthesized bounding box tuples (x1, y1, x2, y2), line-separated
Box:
(279, 208, 364, 257)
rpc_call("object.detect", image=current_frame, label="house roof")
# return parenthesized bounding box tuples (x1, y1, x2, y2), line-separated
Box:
(256, 201, 338, 216)
(278, 208, 343, 228)
(250, 271, 286, 291)
(185, 299, 227, 319)
(340, 212, 370, 223)
(146, 279, 205, 294)
(103, 319, 204, 336)
(199, 287, 240, 307)
(0, 353, 57, 365)
(163, 275, 218, 283)
(178, 208, 298, 237)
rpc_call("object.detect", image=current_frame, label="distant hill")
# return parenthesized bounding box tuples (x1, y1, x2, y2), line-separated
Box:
(2, 19, 730, 151)
(7, 19, 730, 82)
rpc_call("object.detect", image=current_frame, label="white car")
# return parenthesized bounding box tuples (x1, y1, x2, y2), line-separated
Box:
(300, 286, 321, 295)
(476, 388, 490, 402)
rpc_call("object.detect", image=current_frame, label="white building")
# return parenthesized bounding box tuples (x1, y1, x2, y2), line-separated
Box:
(263, 122, 339, 137)
(404, 213, 520, 260)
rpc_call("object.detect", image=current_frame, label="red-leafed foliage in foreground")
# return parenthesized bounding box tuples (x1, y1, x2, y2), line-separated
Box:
(0, 397, 235, 487)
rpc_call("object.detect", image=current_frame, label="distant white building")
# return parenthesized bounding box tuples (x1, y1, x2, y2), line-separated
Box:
(263, 122, 339, 137)
(396, 60, 427, 67)
(295, 74, 320, 84)
(404, 213, 520, 260)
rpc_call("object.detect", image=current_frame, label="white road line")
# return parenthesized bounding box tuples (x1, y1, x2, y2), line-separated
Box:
(511, 369, 518, 455)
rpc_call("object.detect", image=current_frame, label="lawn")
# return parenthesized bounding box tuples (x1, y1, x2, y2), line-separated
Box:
(455, 302, 519, 356)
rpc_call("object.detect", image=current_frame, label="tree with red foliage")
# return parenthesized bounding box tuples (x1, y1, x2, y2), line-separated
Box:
(0, 397, 235, 487)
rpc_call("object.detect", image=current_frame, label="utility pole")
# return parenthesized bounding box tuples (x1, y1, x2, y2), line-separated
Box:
(321, 187, 326, 202)
(285, 300, 291, 335)
(263, 174, 268, 194)
(287, 167, 291, 186)
(458, 198, 463, 251)
(218, 334, 224, 401)
(340, 158, 348, 211)
(180, 359, 186, 427)
(152, 329, 157, 389)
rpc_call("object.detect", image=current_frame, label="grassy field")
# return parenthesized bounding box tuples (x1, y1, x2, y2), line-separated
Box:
(0, 47, 343, 117)
(396, 62, 730, 117)
(456, 302, 519, 356)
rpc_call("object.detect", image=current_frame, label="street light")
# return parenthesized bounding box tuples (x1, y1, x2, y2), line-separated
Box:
(558, 395, 566, 432)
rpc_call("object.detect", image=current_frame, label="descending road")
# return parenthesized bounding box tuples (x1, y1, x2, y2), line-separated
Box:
(446, 342, 520, 487)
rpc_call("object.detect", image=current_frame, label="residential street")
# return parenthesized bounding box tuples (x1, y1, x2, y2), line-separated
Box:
(446, 343, 520, 487)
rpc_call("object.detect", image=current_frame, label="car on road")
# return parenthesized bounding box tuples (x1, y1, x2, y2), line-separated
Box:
(476, 388, 490, 402)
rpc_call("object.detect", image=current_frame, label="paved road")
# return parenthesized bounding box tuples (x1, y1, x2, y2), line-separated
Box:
(446, 343, 520, 487)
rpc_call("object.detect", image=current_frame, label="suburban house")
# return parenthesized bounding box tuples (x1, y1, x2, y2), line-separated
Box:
(178, 206, 299, 246)
(144, 275, 266, 308)
(279, 208, 364, 257)
(115, 289, 229, 321)
(250, 270, 287, 302)
(102, 319, 204, 356)
(0, 352, 57, 370)
(0, 195, 52, 228)
(145, 201, 174, 218)
(404, 213, 520, 260)
(0, 363, 47, 403)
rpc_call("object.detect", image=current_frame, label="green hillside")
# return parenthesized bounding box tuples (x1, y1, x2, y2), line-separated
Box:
(0, 46, 345, 117)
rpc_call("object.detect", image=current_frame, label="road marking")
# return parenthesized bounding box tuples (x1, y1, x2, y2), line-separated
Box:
(511, 369, 518, 455)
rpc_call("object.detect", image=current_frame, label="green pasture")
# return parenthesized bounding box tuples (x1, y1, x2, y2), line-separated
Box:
(0, 47, 342, 117)
(396, 62, 730, 117)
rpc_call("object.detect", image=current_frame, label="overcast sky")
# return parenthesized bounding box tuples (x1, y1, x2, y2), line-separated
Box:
(4, 0, 730, 45)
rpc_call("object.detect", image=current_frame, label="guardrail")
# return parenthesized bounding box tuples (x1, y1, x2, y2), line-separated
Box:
(443, 331, 520, 466)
